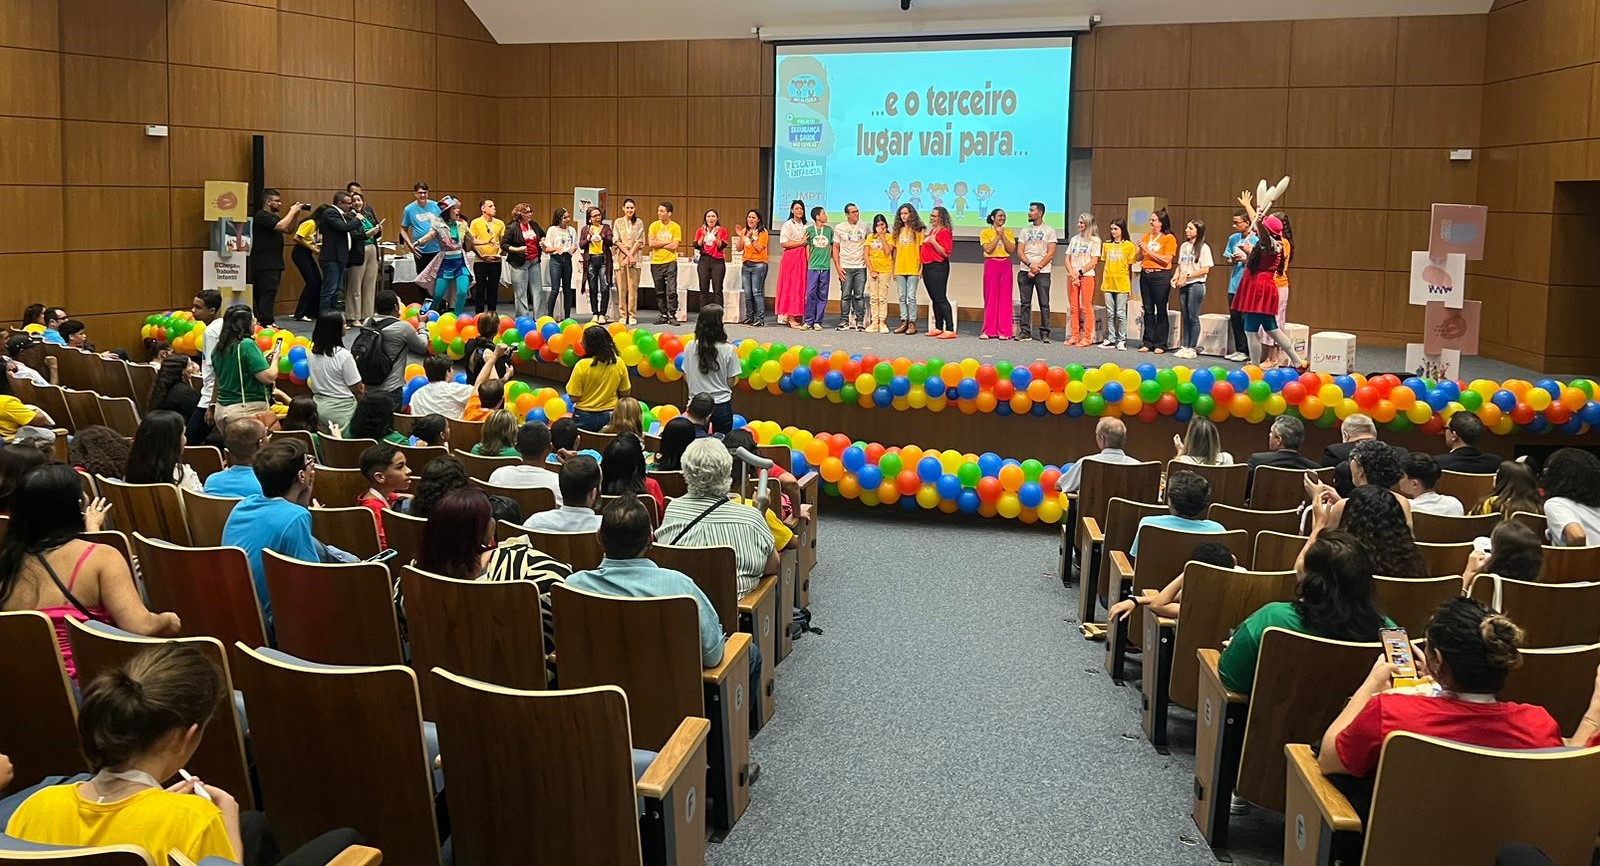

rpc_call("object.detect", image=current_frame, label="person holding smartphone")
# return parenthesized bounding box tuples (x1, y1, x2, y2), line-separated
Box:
(208, 305, 278, 430)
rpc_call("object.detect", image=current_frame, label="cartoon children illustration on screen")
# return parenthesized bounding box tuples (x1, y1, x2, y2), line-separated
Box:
(887, 181, 902, 210)
(928, 182, 948, 210)
(975, 183, 994, 212)
(953, 181, 969, 218)
(908, 181, 923, 209)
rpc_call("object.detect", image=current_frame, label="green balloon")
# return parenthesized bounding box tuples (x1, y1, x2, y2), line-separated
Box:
(956, 461, 981, 487)
(649, 349, 669, 369)
(1209, 366, 1229, 381)
(768, 342, 788, 357)
(1387, 416, 1413, 432)
(1572, 378, 1595, 398)
(1084, 394, 1106, 416)
(1315, 411, 1339, 428)
(1021, 459, 1044, 481)
(772, 433, 791, 446)
(1459, 390, 1483, 411)
(879, 453, 903, 478)
(506, 381, 529, 400)
(1248, 380, 1272, 403)
(799, 347, 818, 364)
(1138, 380, 1162, 402)
(822, 481, 839, 497)
(278, 357, 292, 374)
(873, 362, 893, 385)
(561, 348, 578, 366)
(1156, 369, 1178, 390)
(749, 348, 767, 368)
(995, 361, 1014, 381)
(516, 345, 533, 361)
(1176, 383, 1199, 404)
(840, 384, 858, 402)
(926, 356, 945, 371)
(1194, 394, 1216, 416)
(431, 338, 447, 353)
(1066, 363, 1086, 381)
(908, 363, 928, 384)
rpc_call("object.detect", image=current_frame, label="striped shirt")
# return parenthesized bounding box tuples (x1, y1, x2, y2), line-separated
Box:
(657, 493, 775, 595)
(475, 536, 574, 652)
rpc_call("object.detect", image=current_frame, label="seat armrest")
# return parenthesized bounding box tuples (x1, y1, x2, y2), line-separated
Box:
(1110, 550, 1134, 584)
(796, 471, 820, 508)
(704, 632, 752, 685)
(1082, 516, 1104, 544)
(1155, 614, 1177, 629)
(324, 846, 385, 866)
(1198, 648, 1247, 704)
(737, 575, 777, 616)
(1284, 744, 1362, 833)
(637, 716, 712, 800)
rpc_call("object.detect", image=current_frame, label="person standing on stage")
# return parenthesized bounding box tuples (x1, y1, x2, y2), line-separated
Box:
(1065, 213, 1102, 347)
(1173, 219, 1214, 360)
(400, 182, 443, 274)
(468, 199, 505, 315)
(1232, 214, 1304, 370)
(249, 190, 306, 328)
(1260, 211, 1294, 368)
(775, 199, 808, 329)
(921, 206, 955, 339)
(413, 196, 477, 317)
(1099, 219, 1135, 350)
(693, 209, 728, 313)
(1137, 208, 1177, 355)
(834, 203, 868, 331)
(543, 206, 579, 320)
(502, 203, 545, 320)
(612, 198, 645, 326)
(736, 209, 769, 327)
(648, 201, 683, 325)
(864, 214, 894, 334)
(580, 206, 613, 323)
(979, 209, 1016, 340)
(1223, 209, 1255, 362)
(346, 192, 383, 326)
(290, 209, 322, 323)
(801, 206, 835, 332)
(316, 191, 363, 316)
(1014, 201, 1056, 343)
(891, 204, 925, 335)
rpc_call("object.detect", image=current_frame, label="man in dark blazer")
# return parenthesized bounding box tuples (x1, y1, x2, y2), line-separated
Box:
(1321, 413, 1407, 496)
(1245, 415, 1319, 500)
(1432, 412, 1503, 474)
(316, 191, 363, 316)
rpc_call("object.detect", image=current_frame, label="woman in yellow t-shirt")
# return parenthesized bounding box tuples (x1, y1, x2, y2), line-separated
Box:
(891, 204, 926, 334)
(1098, 218, 1137, 350)
(565, 324, 632, 432)
(979, 209, 1017, 339)
(291, 217, 322, 322)
(864, 213, 896, 333)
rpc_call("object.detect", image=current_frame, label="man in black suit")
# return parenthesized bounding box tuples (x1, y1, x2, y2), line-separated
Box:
(1321, 413, 1407, 496)
(317, 191, 364, 316)
(1432, 412, 1503, 474)
(1245, 415, 1320, 500)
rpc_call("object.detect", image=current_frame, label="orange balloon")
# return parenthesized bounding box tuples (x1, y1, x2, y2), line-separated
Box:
(998, 464, 1024, 492)
(1009, 393, 1032, 414)
(1026, 380, 1050, 402)
(975, 392, 998, 413)
(891, 357, 912, 376)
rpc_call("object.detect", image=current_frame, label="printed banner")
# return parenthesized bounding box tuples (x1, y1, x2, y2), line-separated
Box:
(204, 181, 248, 222)
(1409, 251, 1466, 309)
(1428, 203, 1487, 260)
(1423, 300, 1482, 355)
(202, 251, 247, 293)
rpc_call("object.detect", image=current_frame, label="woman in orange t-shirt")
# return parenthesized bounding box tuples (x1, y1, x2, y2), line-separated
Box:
(1137, 208, 1178, 354)
(736, 209, 769, 326)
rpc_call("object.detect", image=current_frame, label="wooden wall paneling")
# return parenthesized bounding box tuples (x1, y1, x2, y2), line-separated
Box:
(545, 145, 615, 196)
(1280, 209, 1387, 271)
(618, 97, 684, 147)
(1188, 21, 1291, 88)
(65, 249, 171, 314)
(1395, 15, 1486, 85)
(1089, 147, 1186, 208)
(264, 133, 354, 193)
(432, 143, 498, 194)
(497, 146, 548, 196)
(1545, 284, 1598, 361)
(1481, 67, 1591, 148)
(60, 55, 168, 124)
(689, 39, 762, 93)
(1483, 0, 1595, 83)
(1185, 88, 1288, 148)
(1285, 87, 1393, 149)
(686, 96, 764, 148)
(63, 120, 169, 187)
(63, 187, 170, 250)
(434, 94, 499, 144)
(1288, 17, 1397, 87)
(1070, 90, 1093, 149)
(354, 138, 439, 192)
(168, 248, 205, 309)
(1181, 149, 1288, 210)
(686, 147, 757, 199)
(168, 0, 278, 73)
(1515, 140, 1594, 212)
(1475, 146, 1519, 213)
(1506, 278, 1551, 356)
(1282, 148, 1391, 209)
(168, 127, 251, 188)
(1091, 89, 1189, 149)
(1390, 85, 1482, 148)
(436, 0, 495, 42)
(1381, 209, 1431, 272)
(279, 0, 354, 18)
(0, 117, 62, 184)
(0, 186, 63, 252)
(0, 47, 60, 117)
(364, 191, 417, 229)
(281, 77, 355, 137)
(758, 41, 774, 97)
(74, 312, 162, 355)
(1379, 271, 1426, 336)
(498, 97, 549, 144)
(169, 188, 208, 250)
(355, 23, 435, 88)
(1070, 29, 1095, 91)
(1288, 268, 1390, 333)
(1388, 150, 1479, 211)
(548, 43, 616, 98)
(545, 97, 617, 146)
(61, 0, 165, 60)
(353, 0, 435, 33)
(498, 44, 550, 97)
(615, 146, 683, 198)
(1091, 25, 1191, 90)
(619, 40, 687, 97)
(277, 13, 354, 83)
(0, 249, 62, 315)
(0, 0, 58, 51)
(435, 35, 492, 93)
(169, 67, 279, 131)
(354, 85, 437, 139)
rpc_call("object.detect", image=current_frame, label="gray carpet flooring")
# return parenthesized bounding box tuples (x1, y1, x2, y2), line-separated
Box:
(707, 510, 1282, 866)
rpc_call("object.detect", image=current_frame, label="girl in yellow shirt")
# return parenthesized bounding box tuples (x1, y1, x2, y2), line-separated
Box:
(1098, 219, 1137, 350)
(891, 204, 926, 334)
(864, 214, 896, 333)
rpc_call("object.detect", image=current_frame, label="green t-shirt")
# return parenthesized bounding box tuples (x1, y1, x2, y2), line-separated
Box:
(213, 340, 270, 405)
(1216, 601, 1394, 693)
(471, 444, 520, 457)
(806, 225, 834, 271)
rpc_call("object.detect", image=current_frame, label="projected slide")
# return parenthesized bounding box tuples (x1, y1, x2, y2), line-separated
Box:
(773, 40, 1072, 232)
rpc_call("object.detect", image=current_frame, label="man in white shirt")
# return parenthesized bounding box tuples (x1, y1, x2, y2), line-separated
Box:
(833, 203, 868, 331)
(409, 351, 506, 418)
(191, 290, 225, 443)
(1057, 417, 1142, 494)
(4, 335, 53, 387)
(525, 455, 602, 532)
(1400, 453, 1464, 516)
(489, 420, 564, 505)
(1015, 201, 1058, 342)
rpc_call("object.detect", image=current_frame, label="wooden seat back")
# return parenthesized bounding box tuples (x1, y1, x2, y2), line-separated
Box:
(310, 506, 381, 559)
(577, 429, 618, 453)
(96, 395, 140, 438)
(380, 507, 427, 567)
(1169, 564, 1297, 711)
(1416, 540, 1474, 577)
(32, 383, 74, 433)
(1360, 733, 1600, 865)
(649, 543, 739, 634)
(95, 476, 191, 546)
(63, 388, 104, 429)
(394, 443, 447, 476)
(755, 444, 793, 474)
(470, 477, 557, 522)
(647, 469, 687, 499)
(1126, 527, 1250, 643)
(1249, 465, 1331, 511)
(0, 611, 85, 794)
(126, 362, 155, 414)
(264, 551, 403, 667)
(1510, 510, 1546, 538)
(0, 845, 153, 865)
(79, 531, 133, 579)
(1373, 575, 1463, 635)
(311, 465, 369, 508)
(179, 488, 239, 548)
(1252, 531, 1309, 573)
(317, 435, 379, 469)
(1540, 544, 1600, 584)
(64, 620, 254, 810)
(550, 585, 703, 750)
(528, 529, 603, 572)
(390, 412, 414, 436)
(8, 372, 36, 405)
(599, 492, 658, 526)
(1206, 503, 1301, 540)
(268, 428, 317, 457)
(1235, 628, 1381, 810)
(1076, 459, 1161, 546)
(1497, 643, 1600, 736)
(1434, 470, 1497, 508)
(1411, 511, 1500, 544)
(133, 534, 265, 653)
(181, 446, 224, 483)
(447, 417, 485, 453)
(400, 566, 547, 720)
(1169, 461, 1248, 507)
(231, 646, 440, 866)
(93, 356, 137, 402)
(452, 448, 518, 480)
(1093, 497, 1167, 606)
(1469, 575, 1600, 648)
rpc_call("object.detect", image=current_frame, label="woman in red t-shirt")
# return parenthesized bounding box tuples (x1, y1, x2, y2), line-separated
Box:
(920, 206, 956, 338)
(693, 209, 729, 313)
(1318, 597, 1562, 780)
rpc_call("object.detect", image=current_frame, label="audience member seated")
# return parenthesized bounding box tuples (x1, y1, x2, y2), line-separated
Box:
(1057, 417, 1141, 494)
(346, 391, 406, 445)
(416, 487, 570, 586)
(1317, 598, 1561, 784)
(0, 465, 179, 677)
(1473, 460, 1542, 519)
(0, 446, 44, 514)
(600, 433, 665, 515)
(124, 410, 203, 493)
(70, 425, 130, 481)
(1245, 415, 1320, 477)
(470, 409, 518, 456)
(1107, 540, 1238, 624)
(565, 326, 632, 432)
(0, 366, 53, 441)
(488, 422, 563, 504)
(1320, 414, 1405, 497)
(1218, 528, 1393, 693)
(460, 378, 503, 423)
(1540, 447, 1600, 547)
(204, 418, 268, 498)
(39, 307, 67, 345)
(147, 354, 201, 419)
(1401, 453, 1464, 516)
(1171, 416, 1232, 466)
(1310, 439, 1415, 529)
(411, 351, 507, 419)
(1129, 470, 1226, 556)
(1461, 520, 1544, 586)
(1433, 412, 1503, 474)
(683, 393, 716, 439)
(657, 438, 778, 596)
(57, 320, 97, 352)
(1335, 485, 1429, 578)
(653, 416, 697, 471)
(4, 644, 360, 864)
(408, 413, 449, 448)
(221, 438, 319, 624)
(601, 396, 644, 439)
(280, 395, 331, 439)
(548, 416, 580, 463)
(565, 495, 725, 667)
(525, 456, 603, 533)
(5, 333, 55, 386)
(357, 443, 410, 549)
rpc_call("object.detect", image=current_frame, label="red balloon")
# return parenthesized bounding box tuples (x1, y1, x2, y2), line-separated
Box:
(829, 433, 851, 456)
(864, 442, 886, 464)
(975, 476, 1002, 503)
(524, 331, 544, 350)
(1372, 374, 1397, 396)
(1299, 372, 1322, 393)
(859, 355, 880, 373)
(809, 356, 830, 377)
(1138, 405, 1159, 423)
(1510, 402, 1536, 425)
(1039, 468, 1061, 490)
(1353, 386, 1378, 408)
(1045, 366, 1067, 390)
(1212, 381, 1235, 402)
(994, 381, 1015, 401)
(897, 469, 922, 496)
(1155, 393, 1179, 415)
(975, 364, 999, 388)
(1282, 381, 1306, 404)
(842, 360, 862, 380)
(1029, 361, 1050, 381)
(1546, 403, 1573, 425)
(1420, 417, 1445, 436)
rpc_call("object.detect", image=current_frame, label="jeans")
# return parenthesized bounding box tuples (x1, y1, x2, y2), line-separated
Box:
(319, 261, 346, 314)
(253, 268, 283, 326)
(1139, 268, 1172, 349)
(573, 408, 611, 432)
(586, 255, 610, 317)
(545, 254, 574, 318)
(697, 255, 726, 307)
(471, 260, 500, 313)
(740, 261, 768, 322)
(839, 268, 866, 325)
(895, 274, 920, 324)
(924, 260, 952, 330)
(1105, 293, 1129, 342)
(651, 261, 678, 320)
(507, 259, 544, 319)
(1017, 269, 1051, 337)
(291, 246, 321, 320)
(803, 269, 830, 325)
(1178, 280, 1206, 349)
(709, 399, 733, 435)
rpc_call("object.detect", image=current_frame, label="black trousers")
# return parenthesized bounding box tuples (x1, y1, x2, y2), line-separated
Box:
(1139, 268, 1172, 350)
(545, 254, 574, 318)
(241, 811, 362, 866)
(471, 260, 500, 313)
(291, 247, 321, 321)
(924, 260, 952, 330)
(253, 268, 283, 326)
(1228, 307, 1248, 356)
(696, 256, 726, 306)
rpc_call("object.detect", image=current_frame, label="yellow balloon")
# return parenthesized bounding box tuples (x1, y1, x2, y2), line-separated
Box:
(1082, 369, 1106, 392)
(1406, 402, 1433, 424)
(859, 489, 880, 507)
(1066, 380, 1088, 402)
(1172, 365, 1192, 383)
(891, 397, 909, 411)
(1117, 369, 1141, 391)
(1441, 401, 1464, 420)
(997, 491, 1022, 518)
(1527, 389, 1552, 411)
(1334, 398, 1359, 420)
(916, 483, 941, 509)
(907, 389, 928, 409)
(808, 380, 828, 399)
(748, 373, 767, 390)
(1319, 384, 1344, 405)
(1247, 405, 1267, 424)
(543, 397, 567, 419)
(1265, 394, 1287, 416)
(959, 358, 980, 377)
(1491, 416, 1515, 435)
(926, 396, 947, 412)
(1037, 498, 1064, 523)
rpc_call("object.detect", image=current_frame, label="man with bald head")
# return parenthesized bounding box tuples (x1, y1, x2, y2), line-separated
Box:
(203, 417, 269, 497)
(1056, 417, 1141, 494)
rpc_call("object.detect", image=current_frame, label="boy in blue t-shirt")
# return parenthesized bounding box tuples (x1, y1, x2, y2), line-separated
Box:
(1223, 209, 1256, 362)
(401, 181, 443, 271)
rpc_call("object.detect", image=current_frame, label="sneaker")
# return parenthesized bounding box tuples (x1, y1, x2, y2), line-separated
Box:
(812, 324, 823, 331)
(1099, 338, 1114, 348)
(1116, 341, 1127, 351)
(1225, 351, 1248, 362)
(1230, 793, 1249, 816)
(837, 321, 851, 330)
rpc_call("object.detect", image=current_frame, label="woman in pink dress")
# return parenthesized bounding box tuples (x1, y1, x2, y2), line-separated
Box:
(775, 199, 809, 329)
(1231, 215, 1304, 369)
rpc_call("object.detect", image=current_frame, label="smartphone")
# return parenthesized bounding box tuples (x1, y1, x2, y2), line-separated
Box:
(366, 548, 399, 564)
(1473, 536, 1493, 556)
(1380, 627, 1417, 681)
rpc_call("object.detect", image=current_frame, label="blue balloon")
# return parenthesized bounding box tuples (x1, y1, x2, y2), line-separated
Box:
(995, 401, 1012, 416)
(1334, 375, 1357, 397)
(1102, 381, 1125, 403)
(857, 464, 882, 490)
(957, 377, 980, 400)
(978, 452, 1003, 477)
(1560, 417, 1587, 436)
(515, 316, 536, 333)
(899, 494, 919, 510)
(1526, 415, 1551, 435)
(674, 354, 685, 371)
(1136, 363, 1159, 381)
(1174, 404, 1193, 422)
(526, 408, 547, 424)
(1002, 458, 1021, 468)
(923, 379, 946, 399)
(1018, 480, 1044, 508)
(936, 473, 961, 499)
(1066, 402, 1084, 418)
(1426, 388, 1451, 411)
(957, 488, 980, 514)
(1435, 380, 1461, 401)
(872, 386, 893, 408)
(1582, 401, 1600, 426)
(841, 446, 866, 472)
(791, 367, 812, 388)
(1537, 378, 1564, 400)
(540, 321, 560, 339)
(406, 375, 426, 389)
(1010, 367, 1031, 389)
(1192, 369, 1215, 394)
(288, 345, 307, 362)
(1402, 377, 1428, 395)
(1491, 389, 1517, 412)
(824, 370, 844, 391)
(291, 360, 309, 380)
(1225, 369, 1250, 392)
(890, 375, 911, 397)
(453, 372, 469, 384)
(1031, 402, 1048, 416)
(778, 374, 795, 393)
(917, 456, 943, 483)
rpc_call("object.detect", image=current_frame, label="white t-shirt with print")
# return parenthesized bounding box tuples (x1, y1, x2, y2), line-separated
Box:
(1066, 235, 1102, 276)
(834, 220, 868, 270)
(1176, 241, 1215, 286)
(1017, 223, 1058, 269)
(306, 347, 362, 399)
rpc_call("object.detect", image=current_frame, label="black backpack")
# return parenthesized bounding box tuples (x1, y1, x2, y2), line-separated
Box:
(351, 317, 400, 386)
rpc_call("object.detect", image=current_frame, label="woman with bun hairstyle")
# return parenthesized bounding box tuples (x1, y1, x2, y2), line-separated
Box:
(978, 208, 1016, 340)
(1136, 208, 1177, 354)
(1317, 597, 1564, 779)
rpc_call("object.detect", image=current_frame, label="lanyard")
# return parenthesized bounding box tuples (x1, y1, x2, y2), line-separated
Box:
(89, 768, 161, 803)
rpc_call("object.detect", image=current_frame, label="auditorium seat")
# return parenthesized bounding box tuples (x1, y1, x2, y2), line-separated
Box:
(1414, 541, 1474, 577)
(1206, 503, 1301, 539)
(96, 477, 191, 546)
(317, 435, 379, 469)
(268, 429, 317, 457)
(1252, 531, 1309, 573)
(1498, 642, 1600, 736)
(1080, 497, 1164, 624)
(63, 389, 104, 430)
(1468, 575, 1600, 648)
(1538, 544, 1600, 584)
(648, 470, 688, 499)
(31, 384, 74, 435)
(1433, 470, 1497, 509)
(133, 534, 265, 661)
(470, 478, 556, 522)
(1066, 460, 1161, 595)
(0, 611, 86, 794)
(527, 529, 604, 572)
(1248, 465, 1332, 511)
(400, 565, 548, 720)
(576, 429, 617, 453)
(0, 842, 154, 865)
(1510, 510, 1547, 538)
(96, 395, 140, 439)
(1169, 461, 1248, 507)
(602, 492, 659, 526)
(1410, 511, 1499, 544)
(394, 443, 447, 476)
(446, 418, 484, 454)
(310, 506, 382, 559)
(264, 551, 403, 667)
(1371, 575, 1463, 635)
(181, 446, 225, 483)
(451, 449, 518, 481)
(1105, 526, 1250, 682)
(380, 507, 427, 566)
(312, 466, 369, 509)
(179, 488, 240, 548)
